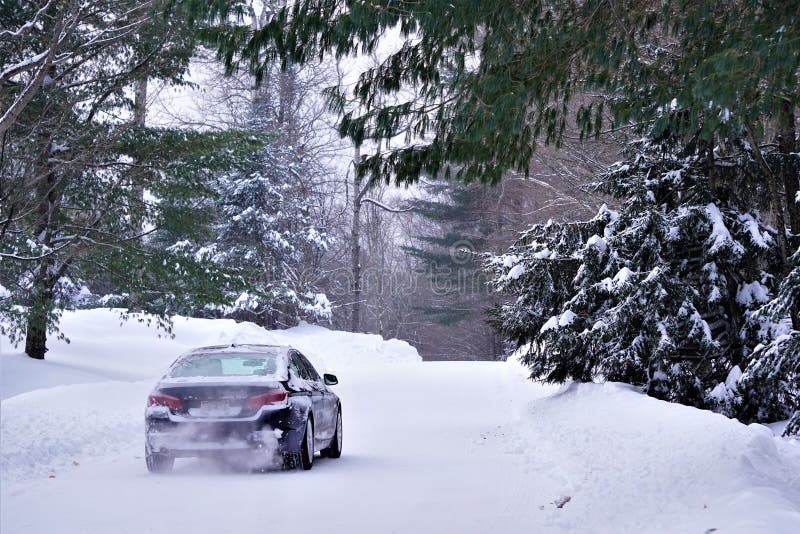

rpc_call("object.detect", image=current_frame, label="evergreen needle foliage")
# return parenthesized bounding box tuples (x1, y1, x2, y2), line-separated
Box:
(487, 135, 799, 435)
(403, 182, 492, 326)
(191, 0, 799, 186)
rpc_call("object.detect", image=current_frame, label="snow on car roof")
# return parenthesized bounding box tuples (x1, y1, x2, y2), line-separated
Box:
(186, 343, 292, 354)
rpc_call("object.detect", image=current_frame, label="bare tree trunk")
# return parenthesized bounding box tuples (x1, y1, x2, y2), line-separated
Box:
(25, 279, 54, 359)
(285, 67, 297, 143)
(25, 133, 61, 359)
(250, 2, 271, 126)
(278, 68, 290, 129)
(363, 198, 386, 335)
(778, 99, 799, 236)
(776, 99, 800, 330)
(133, 76, 147, 126)
(351, 146, 362, 333)
(128, 74, 148, 312)
(377, 220, 385, 336)
(0, 13, 66, 137)
(130, 74, 147, 231)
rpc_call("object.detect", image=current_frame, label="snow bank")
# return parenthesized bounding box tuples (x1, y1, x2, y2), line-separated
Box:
(271, 322, 421, 372)
(1, 380, 150, 482)
(205, 320, 421, 373)
(1, 309, 421, 399)
(503, 380, 800, 533)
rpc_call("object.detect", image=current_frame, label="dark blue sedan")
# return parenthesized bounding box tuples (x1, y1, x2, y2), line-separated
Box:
(144, 344, 342, 472)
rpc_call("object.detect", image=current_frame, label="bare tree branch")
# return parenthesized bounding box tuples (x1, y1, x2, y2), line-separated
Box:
(0, 11, 66, 136)
(360, 197, 412, 213)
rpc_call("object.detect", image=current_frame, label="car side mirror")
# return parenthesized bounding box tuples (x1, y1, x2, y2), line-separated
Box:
(323, 373, 338, 386)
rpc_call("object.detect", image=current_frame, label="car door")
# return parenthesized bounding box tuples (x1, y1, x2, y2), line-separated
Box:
(291, 351, 327, 445)
(287, 351, 313, 414)
(295, 351, 333, 442)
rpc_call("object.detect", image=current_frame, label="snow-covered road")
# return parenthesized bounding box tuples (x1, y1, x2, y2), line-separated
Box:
(2, 311, 800, 533)
(2, 362, 555, 534)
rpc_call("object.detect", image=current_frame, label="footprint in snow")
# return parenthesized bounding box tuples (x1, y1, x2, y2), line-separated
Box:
(554, 495, 571, 509)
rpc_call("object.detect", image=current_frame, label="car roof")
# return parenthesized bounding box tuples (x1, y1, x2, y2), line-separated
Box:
(184, 344, 293, 355)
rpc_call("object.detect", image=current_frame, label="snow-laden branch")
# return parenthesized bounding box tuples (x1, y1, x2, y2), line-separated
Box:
(0, 50, 50, 82)
(360, 197, 412, 213)
(0, 1, 154, 136)
(0, 0, 56, 39)
(0, 11, 66, 136)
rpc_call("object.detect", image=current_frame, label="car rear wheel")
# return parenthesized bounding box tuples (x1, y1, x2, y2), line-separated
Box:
(145, 448, 174, 474)
(299, 417, 314, 470)
(322, 409, 342, 458)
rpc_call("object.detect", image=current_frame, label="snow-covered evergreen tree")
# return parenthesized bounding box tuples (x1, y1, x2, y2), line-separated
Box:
(738, 245, 800, 436)
(488, 134, 797, 428)
(198, 138, 330, 328)
(403, 183, 492, 325)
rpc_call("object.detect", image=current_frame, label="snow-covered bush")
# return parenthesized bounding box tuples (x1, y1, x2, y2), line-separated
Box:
(487, 136, 798, 432)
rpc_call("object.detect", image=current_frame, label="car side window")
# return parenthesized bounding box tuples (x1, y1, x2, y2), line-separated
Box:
(289, 353, 307, 380)
(295, 352, 320, 381)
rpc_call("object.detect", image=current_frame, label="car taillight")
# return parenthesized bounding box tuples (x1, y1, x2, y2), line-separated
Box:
(246, 389, 288, 409)
(147, 392, 182, 410)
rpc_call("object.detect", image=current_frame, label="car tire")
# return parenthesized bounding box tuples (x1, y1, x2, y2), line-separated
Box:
(282, 416, 315, 471)
(299, 416, 314, 470)
(321, 409, 342, 459)
(145, 448, 174, 474)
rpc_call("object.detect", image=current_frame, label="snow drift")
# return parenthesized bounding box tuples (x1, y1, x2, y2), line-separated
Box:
(0, 309, 421, 399)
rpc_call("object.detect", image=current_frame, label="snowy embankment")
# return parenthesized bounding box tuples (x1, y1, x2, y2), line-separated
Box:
(505, 382, 800, 533)
(1, 309, 420, 397)
(2, 309, 800, 533)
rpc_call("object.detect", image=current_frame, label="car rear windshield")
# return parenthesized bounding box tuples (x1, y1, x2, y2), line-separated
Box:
(168, 352, 282, 379)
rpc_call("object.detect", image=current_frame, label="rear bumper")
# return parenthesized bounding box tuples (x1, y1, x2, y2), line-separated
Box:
(146, 425, 282, 457)
(145, 408, 304, 458)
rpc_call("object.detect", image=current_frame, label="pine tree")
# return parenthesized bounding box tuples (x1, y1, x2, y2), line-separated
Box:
(739, 245, 800, 436)
(0, 126, 265, 351)
(200, 139, 330, 328)
(487, 133, 795, 422)
(404, 183, 491, 324)
(401, 182, 504, 358)
(196, 1, 799, 190)
(184, 19, 332, 328)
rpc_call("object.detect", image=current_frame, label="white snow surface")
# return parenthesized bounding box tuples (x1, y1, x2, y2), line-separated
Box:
(586, 234, 607, 253)
(738, 213, 772, 249)
(706, 203, 745, 255)
(506, 263, 526, 280)
(612, 266, 634, 286)
(2, 309, 800, 533)
(736, 280, 771, 307)
(557, 310, 577, 327)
